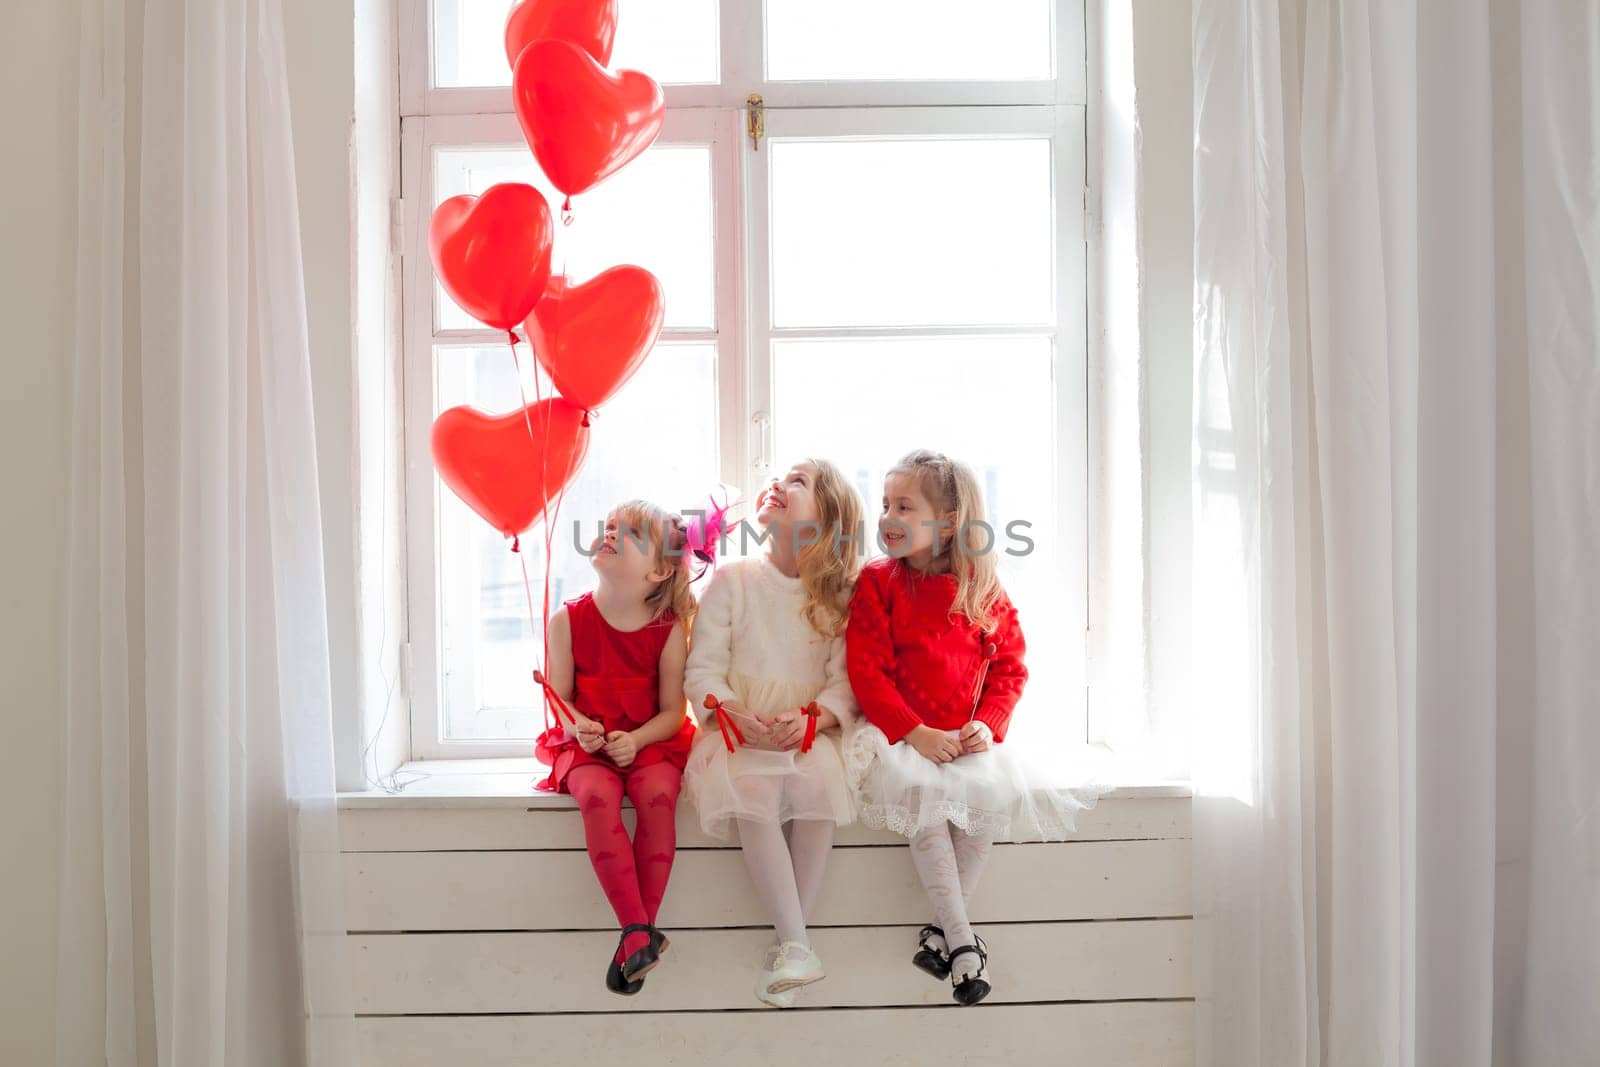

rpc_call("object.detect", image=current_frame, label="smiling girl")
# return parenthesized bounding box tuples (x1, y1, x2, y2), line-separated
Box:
(682, 459, 864, 1007)
(844, 449, 1103, 1006)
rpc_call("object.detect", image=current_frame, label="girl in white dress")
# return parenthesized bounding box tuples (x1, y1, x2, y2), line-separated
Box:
(683, 458, 864, 1007)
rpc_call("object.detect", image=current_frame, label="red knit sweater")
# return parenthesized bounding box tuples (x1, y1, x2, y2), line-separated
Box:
(846, 557, 1028, 744)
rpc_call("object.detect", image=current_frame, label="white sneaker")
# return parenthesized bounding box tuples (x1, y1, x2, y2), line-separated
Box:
(764, 940, 824, 994)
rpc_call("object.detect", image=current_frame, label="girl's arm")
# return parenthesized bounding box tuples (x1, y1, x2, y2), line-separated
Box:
(811, 629, 856, 732)
(971, 592, 1028, 742)
(683, 569, 742, 726)
(544, 609, 603, 747)
(845, 568, 925, 744)
(624, 623, 691, 748)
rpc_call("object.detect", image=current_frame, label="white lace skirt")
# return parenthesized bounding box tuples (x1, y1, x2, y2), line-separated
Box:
(682, 671, 856, 841)
(841, 722, 1108, 841)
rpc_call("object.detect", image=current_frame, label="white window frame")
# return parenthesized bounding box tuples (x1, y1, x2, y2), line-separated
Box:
(398, 0, 1090, 760)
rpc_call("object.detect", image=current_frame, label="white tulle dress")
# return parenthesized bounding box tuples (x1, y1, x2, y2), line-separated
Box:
(682, 557, 858, 840)
(840, 557, 1109, 842)
(840, 725, 1108, 841)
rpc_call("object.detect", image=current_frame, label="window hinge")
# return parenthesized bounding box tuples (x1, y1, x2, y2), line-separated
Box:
(746, 93, 765, 151)
(390, 197, 406, 257)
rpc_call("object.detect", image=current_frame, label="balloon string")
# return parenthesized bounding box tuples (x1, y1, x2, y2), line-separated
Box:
(534, 247, 567, 725)
(518, 547, 565, 729)
(507, 327, 560, 731)
(507, 338, 539, 444)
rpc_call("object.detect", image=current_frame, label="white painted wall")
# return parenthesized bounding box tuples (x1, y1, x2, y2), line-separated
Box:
(1131, 2, 1195, 768)
(0, 0, 76, 1061)
(1087, 0, 1194, 773)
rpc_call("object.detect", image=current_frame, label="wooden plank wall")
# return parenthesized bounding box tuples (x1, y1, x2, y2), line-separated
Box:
(340, 785, 1193, 1066)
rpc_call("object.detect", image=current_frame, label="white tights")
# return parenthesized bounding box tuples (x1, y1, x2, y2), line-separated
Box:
(736, 816, 835, 947)
(910, 821, 995, 980)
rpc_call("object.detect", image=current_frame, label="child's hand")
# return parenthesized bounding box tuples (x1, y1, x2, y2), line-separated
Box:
(571, 716, 606, 754)
(763, 708, 807, 751)
(908, 724, 962, 765)
(604, 730, 638, 767)
(959, 721, 992, 754)
(718, 699, 768, 747)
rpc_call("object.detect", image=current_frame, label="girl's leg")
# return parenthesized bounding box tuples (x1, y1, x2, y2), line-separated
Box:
(909, 821, 984, 980)
(567, 765, 651, 960)
(622, 762, 682, 924)
(785, 819, 836, 921)
(735, 777, 809, 945)
(949, 828, 996, 981)
(951, 827, 995, 901)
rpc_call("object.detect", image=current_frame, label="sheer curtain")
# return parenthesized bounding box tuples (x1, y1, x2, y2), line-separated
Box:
(58, 0, 355, 1063)
(1190, 1, 1599, 1064)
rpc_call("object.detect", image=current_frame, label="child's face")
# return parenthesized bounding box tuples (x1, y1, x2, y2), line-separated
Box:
(590, 514, 670, 587)
(879, 471, 952, 561)
(756, 463, 823, 531)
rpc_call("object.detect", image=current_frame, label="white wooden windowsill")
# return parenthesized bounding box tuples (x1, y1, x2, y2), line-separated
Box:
(338, 757, 1193, 808)
(338, 756, 1196, 1062)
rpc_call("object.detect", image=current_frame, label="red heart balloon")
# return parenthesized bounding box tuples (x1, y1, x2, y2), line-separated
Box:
(428, 183, 553, 331)
(504, 0, 617, 69)
(431, 398, 591, 537)
(513, 37, 664, 199)
(524, 266, 664, 411)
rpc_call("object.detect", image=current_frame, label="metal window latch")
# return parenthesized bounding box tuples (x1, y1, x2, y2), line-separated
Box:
(747, 93, 765, 150)
(751, 410, 772, 472)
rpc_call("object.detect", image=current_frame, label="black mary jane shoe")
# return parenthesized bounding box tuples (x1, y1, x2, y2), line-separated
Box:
(619, 923, 661, 983)
(912, 924, 951, 980)
(948, 939, 991, 1006)
(605, 950, 643, 996)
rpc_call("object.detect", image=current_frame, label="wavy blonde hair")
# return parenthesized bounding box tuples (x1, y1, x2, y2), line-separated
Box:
(794, 457, 864, 639)
(610, 499, 697, 632)
(888, 449, 1002, 633)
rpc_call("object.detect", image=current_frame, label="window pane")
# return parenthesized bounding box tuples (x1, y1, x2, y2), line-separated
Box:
(433, 0, 719, 88)
(769, 138, 1054, 327)
(434, 143, 715, 331)
(435, 342, 718, 741)
(766, 0, 1053, 82)
(770, 336, 1080, 748)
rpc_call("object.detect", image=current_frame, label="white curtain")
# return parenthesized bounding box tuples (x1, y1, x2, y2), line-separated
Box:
(1191, 1, 1600, 1064)
(59, 0, 356, 1063)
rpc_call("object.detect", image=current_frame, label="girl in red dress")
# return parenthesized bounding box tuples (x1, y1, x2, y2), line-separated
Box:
(535, 499, 699, 996)
(844, 451, 1105, 1006)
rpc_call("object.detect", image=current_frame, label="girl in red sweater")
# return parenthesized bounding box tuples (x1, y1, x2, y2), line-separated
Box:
(844, 450, 1103, 1006)
(535, 499, 699, 996)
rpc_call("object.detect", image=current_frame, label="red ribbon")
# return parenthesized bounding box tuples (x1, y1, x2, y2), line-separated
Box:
(703, 694, 744, 753)
(534, 669, 578, 727)
(800, 701, 820, 754)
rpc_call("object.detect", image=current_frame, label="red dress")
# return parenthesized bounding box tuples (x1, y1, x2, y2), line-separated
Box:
(535, 592, 697, 793)
(846, 557, 1028, 744)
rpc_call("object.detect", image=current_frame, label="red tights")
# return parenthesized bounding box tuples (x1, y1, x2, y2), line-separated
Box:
(566, 762, 683, 962)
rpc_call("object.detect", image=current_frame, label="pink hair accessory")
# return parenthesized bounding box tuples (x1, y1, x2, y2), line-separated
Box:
(684, 483, 740, 581)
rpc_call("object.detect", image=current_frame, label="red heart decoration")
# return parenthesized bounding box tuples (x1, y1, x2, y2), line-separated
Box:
(431, 398, 591, 537)
(504, 0, 617, 70)
(524, 266, 664, 411)
(513, 37, 664, 199)
(428, 183, 553, 331)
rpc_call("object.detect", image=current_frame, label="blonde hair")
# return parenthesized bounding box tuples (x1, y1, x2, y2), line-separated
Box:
(795, 458, 864, 639)
(888, 449, 1002, 633)
(610, 499, 697, 632)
